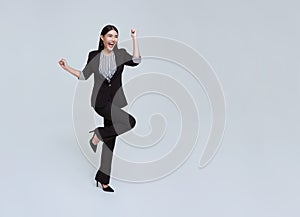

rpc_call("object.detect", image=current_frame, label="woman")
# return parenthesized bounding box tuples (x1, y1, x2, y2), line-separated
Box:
(58, 24, 141, 192)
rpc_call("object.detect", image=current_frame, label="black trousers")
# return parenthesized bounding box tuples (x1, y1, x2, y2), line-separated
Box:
(93, 103, 136, 184)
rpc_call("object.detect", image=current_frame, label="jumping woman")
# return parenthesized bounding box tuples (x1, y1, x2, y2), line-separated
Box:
(58, 24, 141, 192)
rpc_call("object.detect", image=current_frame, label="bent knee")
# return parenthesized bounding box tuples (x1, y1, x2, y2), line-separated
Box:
(129, 116, 136, 128)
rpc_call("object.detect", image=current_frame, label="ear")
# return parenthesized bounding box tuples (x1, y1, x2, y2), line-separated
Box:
(100, 35, 104, 41)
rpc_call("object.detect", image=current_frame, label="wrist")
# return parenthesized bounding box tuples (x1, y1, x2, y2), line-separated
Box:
(65, 65, 71, 72)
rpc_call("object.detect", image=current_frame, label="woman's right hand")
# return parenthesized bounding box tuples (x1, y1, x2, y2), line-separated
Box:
(58, 58, 69, 70)
(58, 58, 81, 78)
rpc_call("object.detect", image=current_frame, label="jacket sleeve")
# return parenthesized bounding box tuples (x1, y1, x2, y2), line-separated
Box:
(121, 48, 141, 67)
(78, 51, 97, 80)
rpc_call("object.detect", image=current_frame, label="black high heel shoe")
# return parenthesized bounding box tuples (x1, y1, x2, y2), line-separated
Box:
(96, 181, 114, 192)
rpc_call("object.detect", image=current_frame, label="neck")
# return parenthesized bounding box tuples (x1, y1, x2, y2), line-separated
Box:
(102, 48, 113, 55)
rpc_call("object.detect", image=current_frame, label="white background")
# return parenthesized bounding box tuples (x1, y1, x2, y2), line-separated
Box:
(0, 0, 299, 216)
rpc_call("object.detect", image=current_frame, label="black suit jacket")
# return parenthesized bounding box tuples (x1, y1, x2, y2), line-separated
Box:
(79, 46, 140, 108)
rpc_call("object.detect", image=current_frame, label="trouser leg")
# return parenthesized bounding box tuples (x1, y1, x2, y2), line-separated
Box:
(94, 105, 136, 184)
(95, 118, 116, 184)
(94, 103, 136, 141)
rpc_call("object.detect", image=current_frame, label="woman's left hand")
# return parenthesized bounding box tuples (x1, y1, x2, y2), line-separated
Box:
(131, 28, 137, 38)
(131, 28, 140, 59)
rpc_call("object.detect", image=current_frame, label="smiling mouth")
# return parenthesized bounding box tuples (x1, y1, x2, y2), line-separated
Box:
(108, 42, 115, 48)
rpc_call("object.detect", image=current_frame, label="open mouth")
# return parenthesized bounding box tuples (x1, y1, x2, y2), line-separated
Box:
(108, 42, 115, 48)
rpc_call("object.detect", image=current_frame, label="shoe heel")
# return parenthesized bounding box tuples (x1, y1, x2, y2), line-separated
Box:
(95, 180, 114, 192)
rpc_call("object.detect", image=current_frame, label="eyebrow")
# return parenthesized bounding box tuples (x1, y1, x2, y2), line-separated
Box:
(108, 34, 118, 37)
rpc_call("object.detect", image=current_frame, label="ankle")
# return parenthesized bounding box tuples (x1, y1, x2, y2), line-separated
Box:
(92, 134, 100, 144)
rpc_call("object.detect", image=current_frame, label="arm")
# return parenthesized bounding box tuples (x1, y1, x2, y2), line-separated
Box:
(58, 58, 81, 78)
(131, 29, 141, 60)
(123, 28, 141, 66)
(58, 52, 95, 80)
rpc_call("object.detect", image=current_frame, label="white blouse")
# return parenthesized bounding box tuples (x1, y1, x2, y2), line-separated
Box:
(99, 50, 117, 82)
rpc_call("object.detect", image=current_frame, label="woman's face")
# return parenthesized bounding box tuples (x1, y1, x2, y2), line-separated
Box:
(101, 30, 118, 52)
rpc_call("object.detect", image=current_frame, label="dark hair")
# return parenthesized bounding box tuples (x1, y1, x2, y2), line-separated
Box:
(98, 24, 119, 51)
